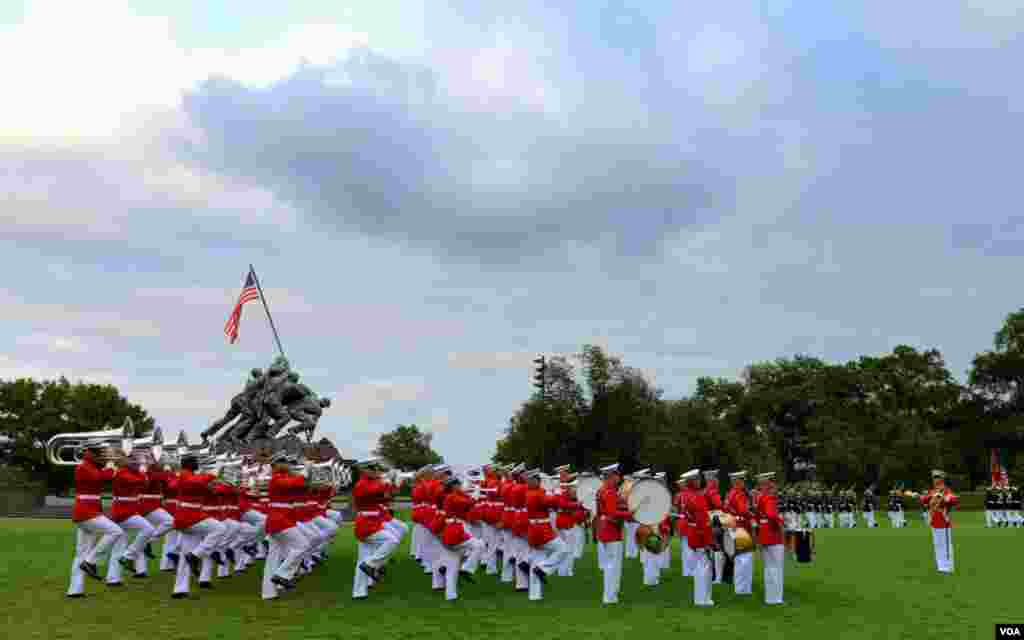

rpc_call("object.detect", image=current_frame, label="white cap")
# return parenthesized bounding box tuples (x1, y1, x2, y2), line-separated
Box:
(680, 469, 700, 481)
(931, 469, 946, 479)
(653, 472, 665, 479)
(635, 468, 651, 476)
(524, 469, 541, 480)
(562, 479, 579, 488)
(756, 472, 775, 482)
(703, 469, 719, 479)
(554, 464, 572, 473)
(432, 464, 451, 473)
(599, 463, 621, 475)
(729, 470, 748, 479)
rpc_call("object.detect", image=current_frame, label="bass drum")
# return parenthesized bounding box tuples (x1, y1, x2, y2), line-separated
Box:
(576, 474, 601, 514)
(795, 530, 815, 563)
(623, 478, 672, 526)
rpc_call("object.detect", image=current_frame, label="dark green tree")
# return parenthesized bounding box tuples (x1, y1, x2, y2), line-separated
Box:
(373, 424, 443, 470)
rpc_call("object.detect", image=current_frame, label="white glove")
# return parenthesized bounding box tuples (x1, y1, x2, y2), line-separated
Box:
(164, 465, 172, 472)
(105, 462, 116, 470)
(140, 465, 148, 473)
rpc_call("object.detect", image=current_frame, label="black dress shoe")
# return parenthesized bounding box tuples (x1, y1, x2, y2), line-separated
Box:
(211, 551, 225, 567)
(271, 575, 296, 590)
(144, 543, 156, 559)
(79, 562, 100, 580)
(171, 592, 188, 599)
(133, 572, 148, 579)
(66, 593, 88, 598)
(199, 581, 213, 589)
(184, 553, 202, 575)
(106, 582, 124, 588)
(518, 561, 531, 573)
(438, 565, 447, 576)
(459, 570, 476, 584)
(118, 557, 134, 572)
(359, 563, 380, 581)
(532, 567, 548, 585)
(225, 549, 236, 565)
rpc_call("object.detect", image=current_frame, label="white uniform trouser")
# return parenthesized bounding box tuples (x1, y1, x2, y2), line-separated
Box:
(313, 516, 339, 551)
(624, 522, 639, 558)
(762, 544, 785, 604)
(733, 551, 754, 594)
(931, 527, 954, 573)
(143, 508, 174, 542)
(985, 509, 997, 527)
(67, 516, 124, 596)
(326, 509, 343, 524)
(160, 530, 181, 570)
(295, 521, 322, 570)
(352, 529, 400, 598)
(574, 525, 585, 558)
(529, 537, 569, 600)
(680, 535, 692, 576)
(514, 536, 530, 589)
(106, 515, 156, 583)
(500, 530, 516, 582)
(656, 538, 670, 570)
(864, 511, 876, 527)
(411, 522, 424, 559)
(441, 538, 485, 600)
(173, 518, 226, 594)
(262, 526, 312, 599)
(598, 540, 623, 604)
(481, 524, 499, 574)
(806, 512, 816, 528)
(641, 548, 660, 586)
(691, 548, 713, 606)
(557, 528, 576, 576)
(712, 550, 725, 584)
(888, 511, 897, 527)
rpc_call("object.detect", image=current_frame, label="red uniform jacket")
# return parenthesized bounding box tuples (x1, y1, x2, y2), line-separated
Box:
(685, 490, 712, 549)
(429, 487, 451, 537)
(352, 477, 389, 541)
(674, 489, 690, 537)
(755, 493, 784, 546)
(441, 490, 474, 546)
(163, 475, 179, 517)
(205, 481, 226, 521)
(574, 503, 589, 526)
(920, 488, 958, 529)
(526, 488, 562, 548)
(293, 485, 311, 523)
(511, 483, 530, 538)
(704, 483, 723, 511)
(659, 514, 672, 537)
(411, 481, 429, 525)
(465, 495, 483, 524)
(111, 466, 147, 523)
(725, 487, 753, 531)
(72, 457, 115, 523)
(266, 471, 304, 535)
(555, 490, 580, 530)
(239, 485, 254, 514)
(219, 483, 241, 521)
(596, 484, 632, 543)
(173, 470, 216, 530)
(500, 480, 517, 530)
(140, 469, 170, 516)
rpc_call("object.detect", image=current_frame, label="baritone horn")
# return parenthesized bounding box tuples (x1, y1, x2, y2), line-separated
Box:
(45, 419, 135, 467)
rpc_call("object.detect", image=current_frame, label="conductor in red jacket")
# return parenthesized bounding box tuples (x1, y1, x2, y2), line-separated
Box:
(755, 471, 785, 605)
(67, 445, 125, 597)
(921, 469, 958, 574)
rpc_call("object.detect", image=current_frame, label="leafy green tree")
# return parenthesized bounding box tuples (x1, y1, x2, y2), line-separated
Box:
(373, 424, 442, 470)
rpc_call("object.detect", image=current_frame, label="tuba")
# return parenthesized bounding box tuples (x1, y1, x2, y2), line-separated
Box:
(306, 460, 336, 488)
(45, 419, 135, 466)
(215, 453, 244, 486)
(125, 425, 164, 465)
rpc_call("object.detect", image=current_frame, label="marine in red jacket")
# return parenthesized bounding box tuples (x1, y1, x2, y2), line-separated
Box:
(107, 456, 157, 582)
(921, 469, 958, 574)
(170, 457, 226, 597)
(67, 448, 122, 591)
(442, 486, 474, 547)
(755, 471, 786, 604)
(725, 475, 754, 533)
(595, 479, 632, 543)
(525, 481, 563, 548)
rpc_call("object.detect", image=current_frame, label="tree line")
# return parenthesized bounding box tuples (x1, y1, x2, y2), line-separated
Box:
(492, 310, 1024, 491)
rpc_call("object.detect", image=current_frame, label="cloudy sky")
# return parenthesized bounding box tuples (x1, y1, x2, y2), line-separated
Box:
(2, 1, 1022, 464)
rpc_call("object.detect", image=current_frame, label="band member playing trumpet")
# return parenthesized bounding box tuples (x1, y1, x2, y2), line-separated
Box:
(524, 470, 571, 600)
(682, 469, 714, 607)
(262, 453, 308, 599)
(755, 472, 785, 605)
(351, 459, 401, 599)
(107, 452, 156, 585)
(139, 457, 174, 577)
(921, 470, 958, 574)
(67, 444, 125, 597)
(440, 476, 485, 600)
(172, 456, 226, 599)
(725, 470, 754, 595)
(595, 463, 632, 605)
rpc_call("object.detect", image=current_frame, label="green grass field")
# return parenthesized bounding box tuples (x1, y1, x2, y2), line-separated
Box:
(0, 513, 1017, 640)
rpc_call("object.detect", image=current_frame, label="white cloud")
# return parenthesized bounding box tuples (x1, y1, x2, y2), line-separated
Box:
(446, 351, 538, 370)
(15, 333, 88, 354)
(329, 379, 429, 418)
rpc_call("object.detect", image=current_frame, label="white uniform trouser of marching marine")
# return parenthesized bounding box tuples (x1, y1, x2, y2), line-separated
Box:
(985, 509, 999, 527)
(142, 508, 174, 573)
(863, 510, 877, 527)
(107, 515, 156, 583)
(529, 536, 569, 600)
(712, 550, 725, 584)
(931, 527, 954, 573)
(656, 537, 670, 571)
(173, 518, 226, 595)
(733, 551, 753, 595)
(598, 540, 623, 604)
(352, 528, 400, 598)
(641, 548, 660, 586)
(690, 547, 713, 606)
(67, 515, 124, 596)
(482, 524, 499, 574)
(160, 530, 181, 570)
(624, 522, 639, 558)
(556, 528, 576, 576)
(680, 535, 692, 576)
(261, 525, 310, 599)
(515, 536, 531, 590)
(762, 544, 785, 604)
(500, 531, 516, 583)
(441, 537, 485, 601)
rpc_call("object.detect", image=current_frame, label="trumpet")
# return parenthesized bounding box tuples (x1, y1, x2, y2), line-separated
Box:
(125, 425, 164, 464)
(215, 454, 244, 487)
(45, 420, 135, 466)
(386, 468, 416, 487)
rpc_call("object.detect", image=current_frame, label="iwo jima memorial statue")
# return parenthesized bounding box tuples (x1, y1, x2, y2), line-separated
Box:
(199, 354, 353, 486)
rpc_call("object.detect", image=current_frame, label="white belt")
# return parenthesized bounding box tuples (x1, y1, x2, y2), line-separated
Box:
(270, 503, 293, 509)
(165, 499, 178, 504)
(306, 501, 318, 506)
(178, 501, 203, 509)
(140, 494, 161, 499)
(445, 517, 466, 524)
(113, 497, 138, 502)
(359, 511, 381, 517)
(413, 502, 428, 507)
(76, 495, 101, 501)
(530, 518, 549, 524)
(202, 506, 218, 511)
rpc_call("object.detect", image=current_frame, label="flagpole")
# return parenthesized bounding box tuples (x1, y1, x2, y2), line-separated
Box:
(248, 264, 286, 360)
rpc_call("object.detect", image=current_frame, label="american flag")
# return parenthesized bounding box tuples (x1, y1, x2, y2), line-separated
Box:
(224, 270, 260, 344)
